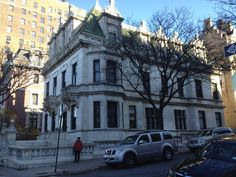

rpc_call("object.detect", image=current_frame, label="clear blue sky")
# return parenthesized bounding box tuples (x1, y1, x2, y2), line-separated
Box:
(70, 0, 217, 22)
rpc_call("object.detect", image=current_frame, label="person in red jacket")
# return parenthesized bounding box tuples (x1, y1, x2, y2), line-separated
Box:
(73, 137, 83, 162)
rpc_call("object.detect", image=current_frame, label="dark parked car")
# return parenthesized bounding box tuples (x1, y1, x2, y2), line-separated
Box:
(168, 136, 236, 177)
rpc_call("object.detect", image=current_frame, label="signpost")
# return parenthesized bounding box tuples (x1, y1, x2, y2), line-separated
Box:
(54, 104, 63, 173)
(224, 42, 236, 57)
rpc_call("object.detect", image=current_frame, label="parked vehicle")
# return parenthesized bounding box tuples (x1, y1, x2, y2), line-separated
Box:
(187, 127, 234, 152)
(104, 131, 176, 167)
(168, 135, 236, 177)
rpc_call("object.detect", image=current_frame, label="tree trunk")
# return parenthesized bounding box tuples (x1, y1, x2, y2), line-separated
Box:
(157, 108, 164, 130)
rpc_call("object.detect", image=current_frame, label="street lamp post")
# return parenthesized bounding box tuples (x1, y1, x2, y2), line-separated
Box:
(54, 104, 63, 173)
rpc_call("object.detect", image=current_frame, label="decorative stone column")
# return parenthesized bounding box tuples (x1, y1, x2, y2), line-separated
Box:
(5, 119, 16, 146)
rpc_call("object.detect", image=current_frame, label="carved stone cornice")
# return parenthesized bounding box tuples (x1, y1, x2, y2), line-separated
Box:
(61, 86, 80, 110)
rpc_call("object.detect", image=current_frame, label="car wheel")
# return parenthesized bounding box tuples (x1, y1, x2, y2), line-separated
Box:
(123, 153, 137, 168)
(162, 148, 173, 160)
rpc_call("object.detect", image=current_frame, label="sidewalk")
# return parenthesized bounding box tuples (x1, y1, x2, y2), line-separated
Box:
(0, 158, 105, 177)
(0, 147, 189, 177)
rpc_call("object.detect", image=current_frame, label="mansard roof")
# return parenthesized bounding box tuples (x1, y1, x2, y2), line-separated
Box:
(75, 8, 105, 38)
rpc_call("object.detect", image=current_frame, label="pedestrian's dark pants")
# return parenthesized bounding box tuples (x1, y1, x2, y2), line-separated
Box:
(74, 150, 81, 162)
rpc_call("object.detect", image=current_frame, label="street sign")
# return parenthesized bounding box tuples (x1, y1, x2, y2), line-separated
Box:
(224, 42, 236, 57)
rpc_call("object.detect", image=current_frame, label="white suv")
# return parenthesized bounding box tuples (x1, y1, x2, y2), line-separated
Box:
(187, 127, 235, 152)
(104, 131, 176, 167)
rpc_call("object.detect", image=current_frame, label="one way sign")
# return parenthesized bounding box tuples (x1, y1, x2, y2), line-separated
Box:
(224, 42, 236, 57)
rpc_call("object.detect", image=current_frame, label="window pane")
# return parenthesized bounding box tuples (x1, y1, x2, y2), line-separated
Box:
(199, 111, 207, 129)
(106, 60, 116, 83)
(94, 101, 100, 128)
(174, 110, 186, 129)
(129, 105, 136, 129)
(32, 93, 38, 105)
(107, 101, 117, 128)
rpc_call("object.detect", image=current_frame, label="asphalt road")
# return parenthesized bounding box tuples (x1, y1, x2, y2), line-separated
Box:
(65, 152, 191, 177)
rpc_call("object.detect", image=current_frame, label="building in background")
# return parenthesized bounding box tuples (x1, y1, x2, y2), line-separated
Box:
(203, 18, 236, 128)
(0, 0, 86, 129)
(0, 0, 86, 52)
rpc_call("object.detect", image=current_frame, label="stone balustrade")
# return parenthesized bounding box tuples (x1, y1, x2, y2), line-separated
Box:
(7, 143, 95, 169)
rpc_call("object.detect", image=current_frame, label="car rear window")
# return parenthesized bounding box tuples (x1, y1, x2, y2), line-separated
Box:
(163, 133, 173, 140)
(214, 128, 232, 135)
(150, 133, 161, 142)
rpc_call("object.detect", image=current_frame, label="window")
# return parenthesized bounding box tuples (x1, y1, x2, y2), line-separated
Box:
(29, 113, 38, 128)
(58, 9, 62, 15)
(174, 110, 186, 129)
(138, 135, 150, 144)
(19, 28, 25, 35)
(19, 39, 24, 46)
(48, 7, 52, 13)
(47, 26, 52, 32)
(32, 21, 37, 28)
(109, 32, 117, 40)
(41, 7, 45, 13)
(144, 72, 150, 93)
(31, 31, 36, 37)
(62, 70, 66, 88)
(72, 63, 77, 85)
(30, 41, 35, 48)
(22, 0, 27, 5)
(40, 17, 45, 24)
(93, 60, 100, 82)
(145, 107, 162, 129)
(21, 8, 26, 15)
(195, 79, 203, 98)
(6, 26, 12, 33)
(6, 36, 11, 44)
(107, 101, 118, 128)
(215, 112, 222, 127)
(32, 11, 37, 18)
(33, 2, 38, 8)
(44, 114, 48, 132)
(33, 74, 39, 84)
(48, 16, 52, 22)
(51, 111, 56, 131)
(8, 15, 13, 22)
(32, 93, 38, 105)
(20, 18, 25, 25)
(199, 111, 207, 129)
(129, 106, 137, 129)
(163, 133, 173, 140)
(212, 83, 219, 100)
(94, 101, 100, 128)
(177, 77, 184, 97)
(39, 37, 44, 43)
(71, 105, 76, 130)
(46, 82, 49, 97)
(53, 77, 57, 96)
(150, 133, 161, 142)
(106, 60, 116, 83)
(9, 5, 14, 11)
(40, 27, 44, 33)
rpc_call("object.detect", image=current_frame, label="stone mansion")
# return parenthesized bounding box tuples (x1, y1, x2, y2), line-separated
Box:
(42, 0, 224, 143)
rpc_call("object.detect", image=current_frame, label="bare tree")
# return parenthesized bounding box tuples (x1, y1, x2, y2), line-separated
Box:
(211, 0, 236, 24)
(0, 47, 44, 106)
(108, 8, 215, 129)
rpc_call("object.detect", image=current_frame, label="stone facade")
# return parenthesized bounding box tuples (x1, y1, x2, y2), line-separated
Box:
(42, 0, 225, 144)
(203, 18, 236, 128)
